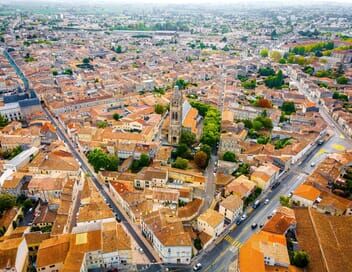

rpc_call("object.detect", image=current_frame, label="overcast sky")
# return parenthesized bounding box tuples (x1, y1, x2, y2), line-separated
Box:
(3, 0, 352, 4)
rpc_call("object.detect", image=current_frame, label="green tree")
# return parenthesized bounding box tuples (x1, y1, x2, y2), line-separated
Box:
(258, 67, 275, 77)
(336, 76, 348, 85)
(260, 48, 269, 58)
(175, 78, 188, 90)
(172, 157, 188, 169)
(265, 70, 284, 89)
(223, 151, 236, 162)
(52, 70, 58, 76)
(200, 144, 211, 156)
(113, 113, 121, 121)
(280, 196, 291, 207)
(87, 149, 119, 172)
(242, 79, 256, 89)
(292, 251, 309, 268)
(114, 45, 122, 53)
(0, 115, 9, 128)
(154, 104, 165, 114)
(97, 121, 108, 128)
(139, 154, 150, 168)
(63, 68, 73, 75)
(180, 130, 196, 147)
(0, 193, 16, 214)
(252, 120, 264, 131)
(281, 101, 296, 115)
(22, 199, 33, 211)
(194, 238, 202, 250)
(194, 151, 208, 169)
(82, 57, 90, 64)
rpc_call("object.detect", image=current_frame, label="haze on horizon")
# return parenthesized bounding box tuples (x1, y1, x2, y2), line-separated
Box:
(1, 0, 352, 5)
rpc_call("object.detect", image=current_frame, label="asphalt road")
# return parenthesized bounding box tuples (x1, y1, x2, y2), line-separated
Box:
(165, 131, 352, 272)
(42, 107, 160, 266)
(5, 49, 162, 271)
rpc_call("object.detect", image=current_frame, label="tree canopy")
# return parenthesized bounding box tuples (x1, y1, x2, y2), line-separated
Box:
(292, 251, 309, 268)
(223, 151, 236, 162)
(260, 48, 269, 58)
(154, 104, 166, 114)
(194, 151, 208, 169)
(264, 70, 284, 89)
(87, 148, 119, 172)
(281, 101, 296, 115)
(0, 115, 8, 128)
(180, 129, 196, 147)
(172, 157, 188, 169)
(0, 193, 16, 214)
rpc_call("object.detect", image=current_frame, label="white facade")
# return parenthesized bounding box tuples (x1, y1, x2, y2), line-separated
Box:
(219, 202, 243, 222)
(197, 216, 224, 238)
(291, 195, 315, 207)
(141, 222, 192, 264)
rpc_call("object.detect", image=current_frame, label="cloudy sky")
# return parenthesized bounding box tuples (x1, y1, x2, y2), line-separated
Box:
(3, 0, 352, 4)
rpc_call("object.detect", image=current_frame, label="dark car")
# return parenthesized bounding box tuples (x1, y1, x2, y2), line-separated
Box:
(251, 223, 258, 229)
(271, 182, 281, 190)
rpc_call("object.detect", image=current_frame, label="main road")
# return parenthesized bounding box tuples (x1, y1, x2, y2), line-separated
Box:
(3, 48, 162, 271)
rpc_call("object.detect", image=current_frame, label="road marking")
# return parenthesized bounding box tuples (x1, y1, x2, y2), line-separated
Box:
(332, 144, 345, 151)
(340, 133, 345, 139)
(224, 235, 242, 248)
(314, 148, 326, 157)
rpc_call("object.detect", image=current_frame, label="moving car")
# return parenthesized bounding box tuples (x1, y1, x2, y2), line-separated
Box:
(310, 162, 316, 167)
(193, 263, 202, 271)
(264, 198, 269, 205)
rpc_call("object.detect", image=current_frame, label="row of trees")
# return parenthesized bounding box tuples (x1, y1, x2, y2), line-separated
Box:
(290, 41, 334, 56)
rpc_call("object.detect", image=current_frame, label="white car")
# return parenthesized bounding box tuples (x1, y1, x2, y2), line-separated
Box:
(193, 263, 202, 271)
(264, 198, 269, 205)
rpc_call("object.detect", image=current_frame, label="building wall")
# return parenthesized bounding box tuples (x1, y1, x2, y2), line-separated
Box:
(291, 195, 314, 207)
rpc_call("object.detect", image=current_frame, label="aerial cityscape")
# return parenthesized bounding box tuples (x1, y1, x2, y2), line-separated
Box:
(0, 0, 352, 271)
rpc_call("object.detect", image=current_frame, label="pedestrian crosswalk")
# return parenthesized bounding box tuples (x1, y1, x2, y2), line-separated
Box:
(224, 235, 242, 248)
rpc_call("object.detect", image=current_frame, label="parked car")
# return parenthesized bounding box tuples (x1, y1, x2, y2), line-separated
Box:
(251, 223, 258, 229)
(252, 200, 261, 209)
(240, 213, 247, 222)
(264, 198, 269, 205)
(271, 182, 281, 190)
(193, 263, 202, 271)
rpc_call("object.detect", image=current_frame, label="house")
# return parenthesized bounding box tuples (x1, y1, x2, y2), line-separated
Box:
(0, 172, 30, 196)
(218, 132, 242, 157)
(262, 207, 296, 235)
(219, 194, 243, 222)
(197, 209, 224, 238)
(134, 167, 168, 189)
(291, 184, 321, 207)
(28, 148, 81, 178)
(74, 179, 115, 233)
(238, 231, 291, 272)
(37, 221, 131, 272)
(141, 210, 192, 264)
(0, 237, 29, 272)
(225, 175, 256, 199)
(27, 174, 66, 202)
(250, 163, 280, 191)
